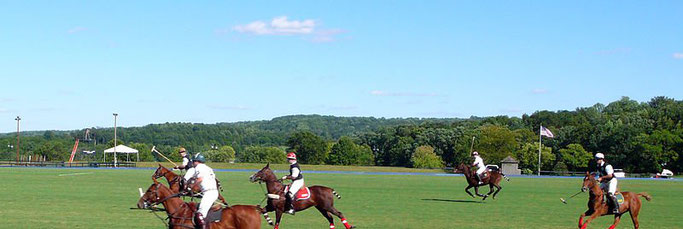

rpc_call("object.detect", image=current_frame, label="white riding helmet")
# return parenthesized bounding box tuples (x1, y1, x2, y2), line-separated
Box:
(472, 151, 479, 156)
(595, 153, 605, 159)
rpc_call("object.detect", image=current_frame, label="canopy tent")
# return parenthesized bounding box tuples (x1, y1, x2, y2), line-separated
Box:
(103, 144, 139, 163)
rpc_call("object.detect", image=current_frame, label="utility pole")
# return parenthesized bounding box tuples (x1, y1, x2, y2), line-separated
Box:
(15, 116, 20, 162)
(113, 113, 118, 167)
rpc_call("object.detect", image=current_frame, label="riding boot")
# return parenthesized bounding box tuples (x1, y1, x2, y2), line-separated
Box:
(609, 194, 619, 214)
(475, 174, 482, 185)
(285, 194, 295, 215)
(195, 212, 208, 229)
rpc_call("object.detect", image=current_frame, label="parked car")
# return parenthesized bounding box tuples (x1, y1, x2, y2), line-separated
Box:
(655, 169, 674, 179)
(613, 169, 626, 178)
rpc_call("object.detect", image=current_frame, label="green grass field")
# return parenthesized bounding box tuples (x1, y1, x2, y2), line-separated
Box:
(1, 167, 681, 229)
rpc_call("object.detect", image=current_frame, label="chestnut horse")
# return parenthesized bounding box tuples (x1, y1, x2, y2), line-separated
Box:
(137, 180, 269, 229)
(453, 163, 509, 200)
(248, 163, 355, 229)
(152, 164, 229, 205)
(578, 172, 651, 229)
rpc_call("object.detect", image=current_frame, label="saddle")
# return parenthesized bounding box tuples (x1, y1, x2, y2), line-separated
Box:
(284, 185, 311, 201)
(189, 202, 225, 224)
(602, 192, 624, 213)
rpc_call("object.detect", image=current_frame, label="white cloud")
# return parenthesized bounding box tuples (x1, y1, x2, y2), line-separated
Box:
(230, 16, 347, 42)
(234, 16, 315, 35)
(67, 26, 88, 34)
(674, 53, 683, 59)
(370, 90, 440, 97)
(532, 88, 548, 94)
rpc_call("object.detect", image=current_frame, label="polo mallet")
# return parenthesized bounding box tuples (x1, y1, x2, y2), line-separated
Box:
(151, 146, 178, 167)
(470, 136, 476, 153)
(560, 190, 583, 204)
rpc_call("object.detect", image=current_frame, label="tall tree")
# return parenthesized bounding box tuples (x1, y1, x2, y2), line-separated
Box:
(286, 131, 328, 164)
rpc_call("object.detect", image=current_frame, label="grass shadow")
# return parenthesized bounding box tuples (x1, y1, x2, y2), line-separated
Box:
(421, 198, 485, 204)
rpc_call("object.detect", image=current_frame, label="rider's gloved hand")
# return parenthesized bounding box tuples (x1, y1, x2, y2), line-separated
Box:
(281, 176, 287, 180)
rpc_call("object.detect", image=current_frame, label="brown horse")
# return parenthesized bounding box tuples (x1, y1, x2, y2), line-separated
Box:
(453, 163, 509, 200)
(578, 172, 651, 229)
(152, 164, 229, 205)
(248, 163, 355, 229)
(136, 180, 269, 229)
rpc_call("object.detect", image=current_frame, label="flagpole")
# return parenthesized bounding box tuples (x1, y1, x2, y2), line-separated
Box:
(538, 125, 542, 176)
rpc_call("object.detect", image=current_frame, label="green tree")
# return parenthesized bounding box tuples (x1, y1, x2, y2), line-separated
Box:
(411, 145, 444, 169)
(128, 142, 152, 161)
(477, 125, 517, 163)
(205, 145, 236, 163)
(237, 146, 286, 163)
(36, 141, 67, 161)
(327, 137, 375, 166)
(558, 143, 592, 171)
(516, 142, 555, 172)
(286, 131, 328, 164)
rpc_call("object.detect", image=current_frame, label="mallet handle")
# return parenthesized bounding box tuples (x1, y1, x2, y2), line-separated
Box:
(152, 147, 178, 167)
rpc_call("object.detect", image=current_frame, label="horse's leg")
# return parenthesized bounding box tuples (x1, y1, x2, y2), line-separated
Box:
(486, 184, 495, 196)
(492, 183, 502, 200)
(481, 184, 492, 200)
(273, 210, 283, 229)
(465, 185, 475, 198)
(608, 215, 621, 229)
(474, 186, 486, 198)
(578, 213, 585, 228)
(315, 206, 336, 229)
(326, 206, 355, 229)
(580, 213, 600, 229)
(629, 207, 640, 229)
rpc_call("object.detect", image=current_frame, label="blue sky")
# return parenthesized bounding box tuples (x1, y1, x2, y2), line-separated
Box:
(1, 1, 681, 132)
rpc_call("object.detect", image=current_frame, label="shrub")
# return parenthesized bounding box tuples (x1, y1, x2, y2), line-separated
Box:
(411, 145, 444, 169)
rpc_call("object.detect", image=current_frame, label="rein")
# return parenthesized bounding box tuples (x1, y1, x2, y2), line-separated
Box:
(145, 184, 196, 229)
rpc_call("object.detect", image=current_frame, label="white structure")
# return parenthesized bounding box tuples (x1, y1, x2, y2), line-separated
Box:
(104, 145, 139, 163)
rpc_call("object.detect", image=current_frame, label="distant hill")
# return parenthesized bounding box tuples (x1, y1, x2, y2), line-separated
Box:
(0, 114, 464, 148)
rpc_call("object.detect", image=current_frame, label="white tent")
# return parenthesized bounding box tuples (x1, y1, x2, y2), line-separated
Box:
(103, 144, 139, 163)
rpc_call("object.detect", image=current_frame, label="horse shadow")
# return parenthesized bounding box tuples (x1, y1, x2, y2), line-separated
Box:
(421, 198, 486, 204)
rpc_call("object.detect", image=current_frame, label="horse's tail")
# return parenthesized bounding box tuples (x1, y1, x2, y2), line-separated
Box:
(256, 205, 274, 225)
(332, 189, 342, 199)
(499, 171, 510, 182)
(637, 192, 652, 201)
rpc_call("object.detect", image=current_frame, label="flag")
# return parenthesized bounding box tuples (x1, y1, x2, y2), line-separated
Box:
(540, 126, 554, 138)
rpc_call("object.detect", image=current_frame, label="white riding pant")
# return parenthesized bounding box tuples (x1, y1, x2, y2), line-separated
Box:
(198, 190, 219, 216)
(600, 179, 618, 195)
(475, 167, 486, 176)
(288, 179, 304, 198)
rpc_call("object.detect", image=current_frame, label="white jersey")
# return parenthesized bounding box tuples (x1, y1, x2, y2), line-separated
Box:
(184, 163, 217, 192)
(181, 157, 190, 168)
(473, 156, 484, 169)
(472, 156, 486, 175)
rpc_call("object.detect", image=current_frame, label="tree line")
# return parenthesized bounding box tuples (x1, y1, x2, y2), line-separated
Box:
(1, 96, 680, 173)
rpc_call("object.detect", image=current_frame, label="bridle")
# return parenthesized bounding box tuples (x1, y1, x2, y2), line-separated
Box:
(142, 183, 196, 229)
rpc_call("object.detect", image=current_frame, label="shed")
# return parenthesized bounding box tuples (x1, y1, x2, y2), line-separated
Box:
(500, 156, 521, 175)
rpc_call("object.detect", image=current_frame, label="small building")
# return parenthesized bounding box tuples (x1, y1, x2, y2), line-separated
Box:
(500, 156, 521, 175)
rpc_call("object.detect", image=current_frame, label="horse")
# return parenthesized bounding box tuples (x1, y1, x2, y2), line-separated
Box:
(152, 164, 229, 205)
(453, 163, 509, 200)
(578, 172, 651, 229)
(136, 180, 271, 229)
(248, 163, 355, 229)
